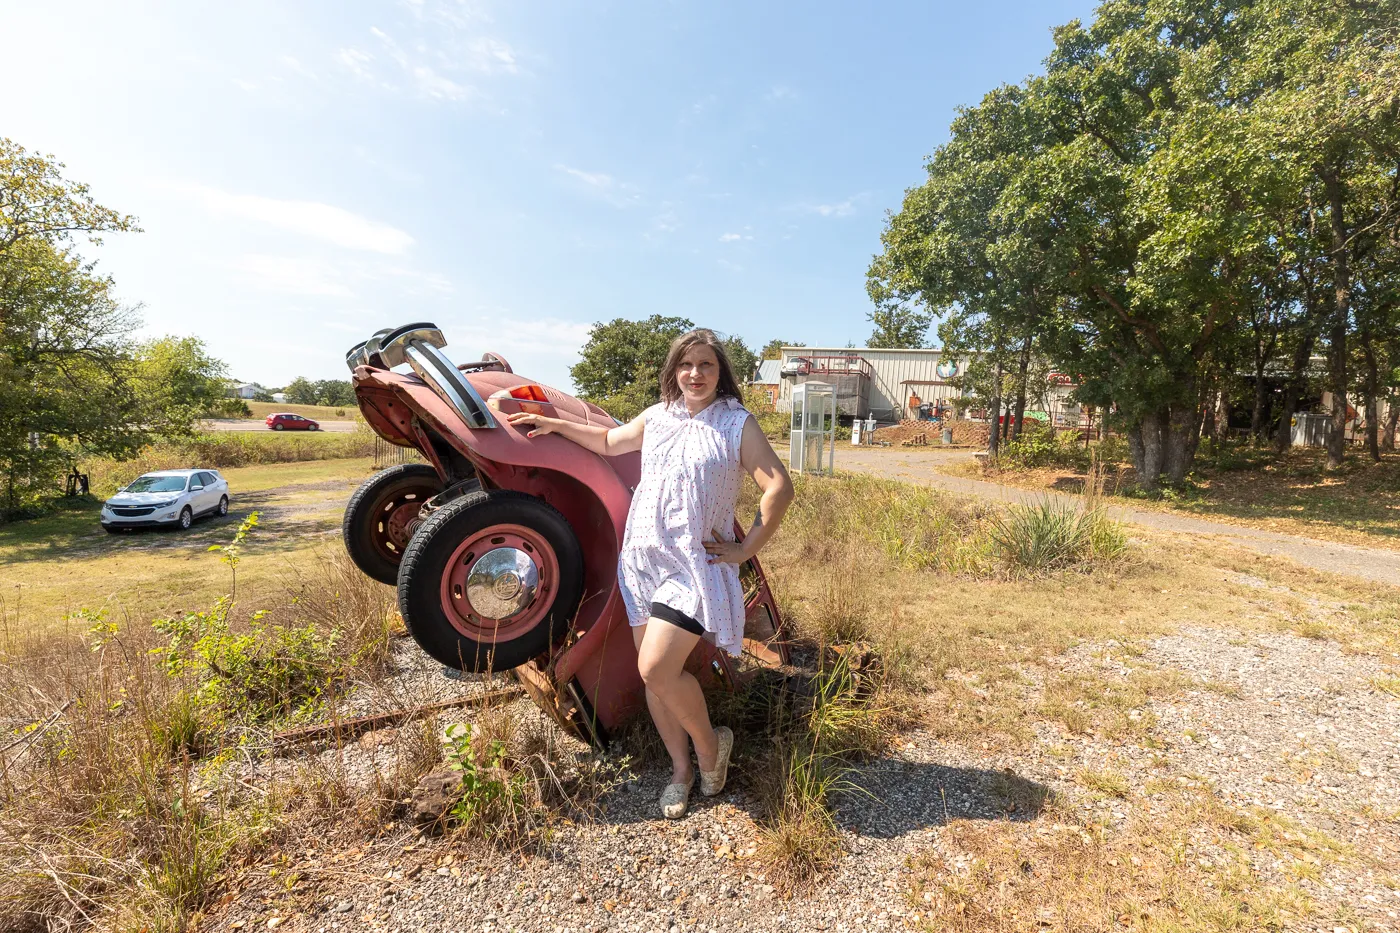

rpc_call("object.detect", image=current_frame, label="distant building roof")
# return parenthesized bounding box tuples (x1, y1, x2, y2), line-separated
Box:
(753, 360, 782, 385)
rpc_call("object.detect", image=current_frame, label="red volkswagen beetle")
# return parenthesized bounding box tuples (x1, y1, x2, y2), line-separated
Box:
(341, 323, 788, 745)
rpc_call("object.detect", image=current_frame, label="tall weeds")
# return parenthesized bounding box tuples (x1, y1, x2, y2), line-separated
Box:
(0, 517, 400, 930)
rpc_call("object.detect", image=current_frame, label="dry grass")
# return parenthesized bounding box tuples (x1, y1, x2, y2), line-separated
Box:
(757, 473, 1400, 755)
(904, 789, 1330, 933)
(959, 443, 1400, 552)
(0, 525, 404, 931)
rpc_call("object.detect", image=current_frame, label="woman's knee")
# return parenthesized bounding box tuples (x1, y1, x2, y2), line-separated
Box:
(637, 652, 670, 689)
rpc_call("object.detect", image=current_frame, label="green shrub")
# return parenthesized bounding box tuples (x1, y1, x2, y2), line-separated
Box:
(1000, 429, 1091, 471)
(988, 498, 1126, 574)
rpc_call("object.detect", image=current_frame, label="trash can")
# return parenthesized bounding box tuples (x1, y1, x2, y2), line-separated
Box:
(941, 426, 953, 445)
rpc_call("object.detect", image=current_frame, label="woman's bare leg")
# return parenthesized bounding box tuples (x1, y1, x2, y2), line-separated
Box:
(633, 621, 719, 783)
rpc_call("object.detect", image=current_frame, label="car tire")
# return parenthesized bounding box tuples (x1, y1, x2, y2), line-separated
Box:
(218, 495, 229, 516)
(397, 490, 583, 673)
(178, 507, 193, 530)
(103, 526, 120, 535)
(342, 463, 449, 585)
(310, 424, 319, 431)
(273, 423, 284, 430)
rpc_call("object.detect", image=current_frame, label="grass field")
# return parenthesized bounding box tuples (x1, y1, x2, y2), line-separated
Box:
(5, 466, 1400, 930)
(955, 445, 1400, 550)
(244, 401, 362, 421)
(1, 457, 378, 632)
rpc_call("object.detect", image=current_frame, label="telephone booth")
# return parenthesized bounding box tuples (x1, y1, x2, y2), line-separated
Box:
(790, 381, 836, 474)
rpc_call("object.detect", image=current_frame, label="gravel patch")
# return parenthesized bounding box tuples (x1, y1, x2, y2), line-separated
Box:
(215, 626, 1400, 933)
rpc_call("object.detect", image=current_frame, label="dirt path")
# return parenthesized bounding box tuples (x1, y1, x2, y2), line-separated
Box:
(833, 447, 1400, 588)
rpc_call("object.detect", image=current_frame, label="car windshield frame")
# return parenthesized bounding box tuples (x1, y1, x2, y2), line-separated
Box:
(123, 475, 189, 494)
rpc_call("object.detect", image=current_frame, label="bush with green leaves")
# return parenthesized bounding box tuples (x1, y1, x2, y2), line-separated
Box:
(988, 498, 1127, 575)
(998, 428, 1091, 472)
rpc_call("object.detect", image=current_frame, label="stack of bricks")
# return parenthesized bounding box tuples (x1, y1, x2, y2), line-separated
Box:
(870, 419, 991, 447)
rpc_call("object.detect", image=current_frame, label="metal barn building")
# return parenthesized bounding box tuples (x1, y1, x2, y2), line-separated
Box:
(776, 346, 1079, 423)
(777, 347, 971, 421)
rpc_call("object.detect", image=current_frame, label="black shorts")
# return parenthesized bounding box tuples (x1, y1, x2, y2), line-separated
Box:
(650, 602, 705, 637)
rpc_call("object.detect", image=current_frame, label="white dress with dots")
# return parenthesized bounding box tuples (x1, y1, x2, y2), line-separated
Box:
(618, 396, 751, 657)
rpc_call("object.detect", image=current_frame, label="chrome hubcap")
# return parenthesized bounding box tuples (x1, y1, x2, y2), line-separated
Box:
(465, 547, 539, 619)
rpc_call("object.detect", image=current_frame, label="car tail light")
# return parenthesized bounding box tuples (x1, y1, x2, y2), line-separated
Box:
(508, 385, 549, 403)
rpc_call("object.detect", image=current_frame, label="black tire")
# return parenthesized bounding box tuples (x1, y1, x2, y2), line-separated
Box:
(342, 463, 447, 584)
(397, 490, 584, 673)
(178, 507, 193, 530)
(218, 495, 229, 516)
(310, 424, 319, 431)
(273, 423, 284, 431)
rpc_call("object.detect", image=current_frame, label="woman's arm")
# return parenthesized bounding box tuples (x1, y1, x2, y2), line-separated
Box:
(705, 415, 795, 564)
(504, 408, 646, 457)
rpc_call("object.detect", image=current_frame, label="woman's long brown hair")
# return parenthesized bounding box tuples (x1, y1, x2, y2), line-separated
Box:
(659, 329, 745, 405)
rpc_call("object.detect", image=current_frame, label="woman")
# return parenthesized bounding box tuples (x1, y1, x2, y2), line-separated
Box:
(506, 329, 794, 818)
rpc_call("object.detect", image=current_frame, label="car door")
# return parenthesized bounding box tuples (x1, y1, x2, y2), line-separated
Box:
(186, 473, 207, 513)
(201, 472, 224, 511)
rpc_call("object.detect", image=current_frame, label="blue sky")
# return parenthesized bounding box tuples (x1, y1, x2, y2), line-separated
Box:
(4, 0, 1095, 392)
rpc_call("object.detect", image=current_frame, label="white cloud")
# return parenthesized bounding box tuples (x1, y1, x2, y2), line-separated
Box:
(554, 164, 641, 207)
(766, 85, 797, 102)
(336, 47, 379, 83)
(718, 231, 753, 242)
(234, 255, 355, 297)
(800, 196, 864, 218)
(466, 37, 518, 75)
(170, 182, 415, 254)
(556, 165, 615, 189)
(446, 316, 592, 360)
(281, 55, 319, 82)
(370, 27, 474, 101)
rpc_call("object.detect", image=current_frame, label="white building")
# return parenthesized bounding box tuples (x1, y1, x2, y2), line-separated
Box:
(776, 346, 1079, 423)
(226, 381, 263, 399)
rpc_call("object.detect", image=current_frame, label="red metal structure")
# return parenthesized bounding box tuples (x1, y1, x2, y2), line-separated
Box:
(341, 323, 789, 746)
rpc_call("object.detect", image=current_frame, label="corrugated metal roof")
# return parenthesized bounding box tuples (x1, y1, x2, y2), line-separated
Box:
(753, 359, 782, 385)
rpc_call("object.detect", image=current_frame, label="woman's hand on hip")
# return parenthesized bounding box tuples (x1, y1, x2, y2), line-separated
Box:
(505, 411, 558, 438)
(703, 539, 748, 564)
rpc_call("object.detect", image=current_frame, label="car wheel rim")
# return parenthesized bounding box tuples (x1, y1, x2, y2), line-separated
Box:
(371, 482, 440, 562)
(220, 498, 228, 515)
(439, 524, 559, 643)
(181, 511, 191, 528)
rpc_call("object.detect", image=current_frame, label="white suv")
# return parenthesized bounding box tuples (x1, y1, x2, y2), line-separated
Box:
(100, 469, 230, 533)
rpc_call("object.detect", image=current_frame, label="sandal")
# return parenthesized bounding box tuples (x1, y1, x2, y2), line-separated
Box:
(699, 726, 733, 797)
(660, 774, 694, 819)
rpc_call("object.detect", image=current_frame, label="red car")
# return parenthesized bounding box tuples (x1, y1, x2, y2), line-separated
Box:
(341, 323, 789, 746)
(265, 412, 320, 431)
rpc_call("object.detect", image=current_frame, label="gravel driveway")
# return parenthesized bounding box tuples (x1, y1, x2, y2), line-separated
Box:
(220, 618, 1400, 933)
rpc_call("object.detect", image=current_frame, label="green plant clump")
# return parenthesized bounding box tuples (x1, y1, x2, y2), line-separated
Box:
(988, 498, 1127, 574)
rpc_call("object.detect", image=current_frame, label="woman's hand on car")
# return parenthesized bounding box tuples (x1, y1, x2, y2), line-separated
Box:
(703, 539, 748, 564)
(505, 411, 557, 438)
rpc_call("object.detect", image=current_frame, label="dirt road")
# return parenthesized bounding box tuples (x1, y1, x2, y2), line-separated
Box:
(202, 418, 360, 433)
(831, 446, 1400, 588)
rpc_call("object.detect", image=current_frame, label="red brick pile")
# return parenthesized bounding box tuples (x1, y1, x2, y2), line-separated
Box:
(870, 419, 990, 447)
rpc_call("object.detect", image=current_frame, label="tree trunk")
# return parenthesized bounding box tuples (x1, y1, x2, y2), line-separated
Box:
(1320, 163, 1350, 471)
(1362, 339, 1381, 462)
(1274, 331, 1318, 453)
(1201, 388, 1218, 445)
(1164, 403, 1198, 486)
(1383, 401, 1399, 451)
(1010, 339, 1031, 442)
(987, 359, 1004, 456)
(1131, 411, 1166, 493)
(1251, 359, 1268, 442)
